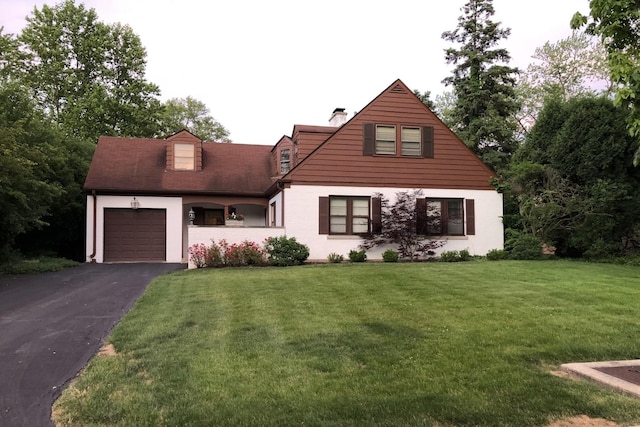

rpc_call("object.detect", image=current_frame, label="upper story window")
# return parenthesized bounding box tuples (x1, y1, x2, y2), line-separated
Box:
(364, 123, 434, 158)
(174, 143, 195, 170)
(329, 196, 370, 235)
(280, 149, 290, 174)
(375, 125, 396, 155)
(401, 127, 421, 156)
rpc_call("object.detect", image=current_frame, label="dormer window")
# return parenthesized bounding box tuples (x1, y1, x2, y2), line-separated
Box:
(174, 143, 195, 170)
(280, 149, 290, 174)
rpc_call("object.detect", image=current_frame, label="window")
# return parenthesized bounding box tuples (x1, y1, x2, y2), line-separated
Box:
(363, 124, 434, 158)
(174, 143, 194, 170)
(426, 198, 464, 236)
(401, 127, 421, 156)
(375, 125, 396, 155)
(280, 149, 290, 173)
(329, 196, 370, 235)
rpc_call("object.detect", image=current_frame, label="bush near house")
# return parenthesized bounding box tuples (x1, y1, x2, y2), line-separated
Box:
(348, 249, 367, 262)
(188, 240, 267, 268)
(439, 249, 472, 262)
(327, 253, 344, 263)
(263, 236, 310, 266)
(382, 249, 399, 263)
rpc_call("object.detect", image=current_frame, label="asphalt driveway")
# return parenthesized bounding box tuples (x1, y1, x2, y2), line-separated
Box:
(0, 262, 185, 427)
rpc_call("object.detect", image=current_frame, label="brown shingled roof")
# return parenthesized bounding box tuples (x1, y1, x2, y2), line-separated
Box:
(84, 136, 274, 195)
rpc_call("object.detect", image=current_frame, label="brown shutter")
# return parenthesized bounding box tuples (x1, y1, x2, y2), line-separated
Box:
(416, 198, 427, 234)
(466, 199, 475, 236)
(319, 197, 329, 234)
(372, 197, 382, 233)
(422, 126, 434, 158)
(363, 123, 375, 156)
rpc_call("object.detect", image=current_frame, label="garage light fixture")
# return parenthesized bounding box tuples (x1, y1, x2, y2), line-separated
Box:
(131, 197, 140, 210)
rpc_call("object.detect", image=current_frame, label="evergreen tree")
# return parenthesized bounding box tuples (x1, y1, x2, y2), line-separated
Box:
(442, 0, 519, 172)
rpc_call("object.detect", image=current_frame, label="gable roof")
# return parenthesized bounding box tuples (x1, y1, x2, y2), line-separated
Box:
(283, 79, 497, 190)
(84, 136, 273, 196)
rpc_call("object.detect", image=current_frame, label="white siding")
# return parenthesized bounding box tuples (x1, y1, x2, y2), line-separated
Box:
(283, 185, 503, 261)
(86, 195, 183, 263)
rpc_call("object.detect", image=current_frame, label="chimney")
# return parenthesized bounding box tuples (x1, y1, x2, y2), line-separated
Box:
(328, 108, 347, 127)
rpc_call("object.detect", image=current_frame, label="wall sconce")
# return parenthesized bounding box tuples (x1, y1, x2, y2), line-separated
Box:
(188, 208, 195, 225)
(131, 196, 140, 210)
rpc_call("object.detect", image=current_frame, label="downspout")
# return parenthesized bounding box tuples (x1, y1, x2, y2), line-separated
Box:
(89, 191, 97, 263)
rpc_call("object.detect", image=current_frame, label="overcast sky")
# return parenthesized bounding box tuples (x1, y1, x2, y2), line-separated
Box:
(3, 0, 589, 144)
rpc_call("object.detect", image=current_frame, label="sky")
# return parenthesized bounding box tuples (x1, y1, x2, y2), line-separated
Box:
(3, 0, 590, 145)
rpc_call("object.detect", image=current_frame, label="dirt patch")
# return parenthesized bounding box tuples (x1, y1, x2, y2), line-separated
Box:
(544, 415, 622, 427)
(97, 343, 117, 356)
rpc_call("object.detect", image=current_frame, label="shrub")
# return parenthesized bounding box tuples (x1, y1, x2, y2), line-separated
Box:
(348, 249, 367, 262)
(439, 249, 472, 262)
(264, 236, 309, 266)
(382, 249, 399, 263)
(486, 249, 509, 261)
(189, 243, 208, 268)
(510, 233, 543, 260)
(327, 252, 344, 263)
(190, 240, 267, 268)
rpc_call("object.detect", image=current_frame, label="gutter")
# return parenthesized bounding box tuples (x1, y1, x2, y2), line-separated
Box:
(88, 191, 97, 263)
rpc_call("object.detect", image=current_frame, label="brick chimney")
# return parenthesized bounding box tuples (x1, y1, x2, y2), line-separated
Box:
(328, 108, 347, 127)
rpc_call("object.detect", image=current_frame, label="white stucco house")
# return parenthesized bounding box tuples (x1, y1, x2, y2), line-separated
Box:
(84, 79, 503, 266)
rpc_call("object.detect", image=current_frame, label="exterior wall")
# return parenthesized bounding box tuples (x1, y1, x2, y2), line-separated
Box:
(268, 192, 284, 227)
(283, 185, 503, 261)
(287, 82, 496, 191)
(86, 195, 183, 263)
(187, 226, 285, 268)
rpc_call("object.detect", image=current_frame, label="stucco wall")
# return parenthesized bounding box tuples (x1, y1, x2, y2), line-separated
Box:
(86, 195, 183, 263)
(282, 185, 503, 261)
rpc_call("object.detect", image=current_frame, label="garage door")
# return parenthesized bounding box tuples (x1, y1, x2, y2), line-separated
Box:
(104, 208, 166, 262)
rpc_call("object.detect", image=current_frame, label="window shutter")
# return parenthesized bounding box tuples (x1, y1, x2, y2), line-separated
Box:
(372, 197, 382, 233)
(416, 198, 427, 234)
(319, 197, 329, 234)
(422, 126, 434, 158)
(363, 123, 375, 156)
(466, 199, 475, 236)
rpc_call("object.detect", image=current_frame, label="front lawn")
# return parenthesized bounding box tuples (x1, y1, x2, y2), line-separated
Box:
(54, 261, 640, 426)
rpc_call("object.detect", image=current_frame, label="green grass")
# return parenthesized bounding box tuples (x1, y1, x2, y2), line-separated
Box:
(0, 256, 79, 274)
(54, 261, 640, 426)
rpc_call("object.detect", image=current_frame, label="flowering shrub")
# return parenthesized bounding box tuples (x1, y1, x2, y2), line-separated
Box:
(188, 243, 208, 268)
(190, 240, 266, 268)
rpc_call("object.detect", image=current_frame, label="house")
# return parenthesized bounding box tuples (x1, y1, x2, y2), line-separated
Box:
(84, 79, 503, 265)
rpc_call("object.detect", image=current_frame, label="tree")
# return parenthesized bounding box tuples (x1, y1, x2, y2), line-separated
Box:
(516, 32, 612, 137)
(159, 96, 231, 142)
(412, 89, 436, 110)
(441, 0, 520, 172)
(15, 0, 163, 141)
(509, 96, 640, 257)
(0, 84, 64, 260)
(571, 1, 640, 165)
(361, 190, 444, 261)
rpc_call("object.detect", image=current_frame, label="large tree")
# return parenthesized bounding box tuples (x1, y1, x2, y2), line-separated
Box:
(571, 1, 640, 165)
(510, 96, 640, 257)
(159, 96, 231, 142)
(516, 32, 612, 137)
(441, 0, 520, 172)
(14, 0, 163, 141)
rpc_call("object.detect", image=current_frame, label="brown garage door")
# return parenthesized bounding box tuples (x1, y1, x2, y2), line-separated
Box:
(104, 208, 166, 262)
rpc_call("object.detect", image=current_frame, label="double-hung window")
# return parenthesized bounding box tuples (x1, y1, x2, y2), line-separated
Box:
(174, 143, 195, 170)
(401, 127, 421, 156)
(329, 196, 370, 235)
(375, 125, 396, 155)
(280, 149, 290, 173)
(426, 198, 464, 236)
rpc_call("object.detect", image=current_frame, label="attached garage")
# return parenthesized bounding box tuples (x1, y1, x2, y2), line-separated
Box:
(103, 208, 166, 262)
